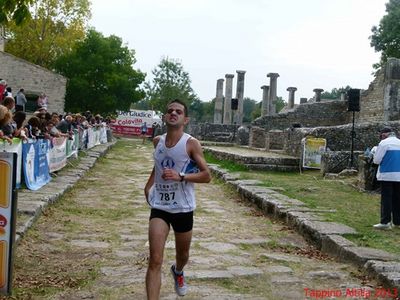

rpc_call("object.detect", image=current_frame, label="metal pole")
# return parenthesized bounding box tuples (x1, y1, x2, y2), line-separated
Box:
(349, 111, 355, 168)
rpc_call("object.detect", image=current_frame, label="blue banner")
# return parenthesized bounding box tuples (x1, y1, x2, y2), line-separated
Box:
(22, 140, 51, 190)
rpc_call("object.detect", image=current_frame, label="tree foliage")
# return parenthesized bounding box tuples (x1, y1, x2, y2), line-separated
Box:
(5, 0, 91, 68)
(144, 57, 198, 112)
(54, 29, 145, 114)
(321, 86, 351, 100)
(370, 0, 400, 69)
(243, 97, 258, 123)
(0, 0, 32, 25)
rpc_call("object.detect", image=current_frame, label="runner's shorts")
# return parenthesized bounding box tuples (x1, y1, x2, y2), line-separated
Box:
(150, 209, 193, 233)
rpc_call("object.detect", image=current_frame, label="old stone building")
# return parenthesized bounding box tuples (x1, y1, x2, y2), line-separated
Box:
(0, 50, 66, 113)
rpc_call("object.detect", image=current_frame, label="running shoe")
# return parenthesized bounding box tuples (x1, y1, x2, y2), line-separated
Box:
(170, 264, 187, 296)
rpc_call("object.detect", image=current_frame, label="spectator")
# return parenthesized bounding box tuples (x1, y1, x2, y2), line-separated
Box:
(44, 120, 66, 138)
(141, 122, 148, 144)
(25, 116, 41, 139)
(2, 96, 15, 112)
(15, 88, 27, 112)
(0, 80, 6, 103)
(0, 105, 13, 144)
(12, 111, 27, 140)
(151, 122, 159, 139)
(50, 112, 60, 125)
(36, 93, 48, 110)
(56, 115, 73, 134)
(3, 86, 12, 98)
(373, 127, 400, 229)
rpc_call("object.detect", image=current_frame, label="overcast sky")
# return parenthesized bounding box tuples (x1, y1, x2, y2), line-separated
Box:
(90, 0, 387, 104)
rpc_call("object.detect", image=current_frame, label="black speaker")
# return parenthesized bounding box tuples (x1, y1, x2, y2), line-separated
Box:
(347, 89, 360, 112)
(231, 98, 238, 110)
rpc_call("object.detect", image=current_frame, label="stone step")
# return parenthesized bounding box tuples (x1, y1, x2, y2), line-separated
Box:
(244, 164, 300, 172)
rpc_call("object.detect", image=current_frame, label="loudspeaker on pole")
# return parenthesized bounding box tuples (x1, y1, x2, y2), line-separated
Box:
(347, 89, 360, 112)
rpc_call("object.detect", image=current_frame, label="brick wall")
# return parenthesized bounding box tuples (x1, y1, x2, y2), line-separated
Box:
(0, 51, 66, 113)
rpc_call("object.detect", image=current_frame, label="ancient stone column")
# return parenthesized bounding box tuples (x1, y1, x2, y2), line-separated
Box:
(340, 91, 346, 101)
(214, 79, 224, 124)
(223, 74, 234, 124)
(313, 88, 324, 102)
(300, 97, 308, 104)
(234, 70, 246, 125)
(260, 85, 270, 116)
(287, 87, 297, 109)
(267, 73, 280, 115)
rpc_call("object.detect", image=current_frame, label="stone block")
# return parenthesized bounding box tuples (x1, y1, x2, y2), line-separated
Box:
(321, 235, 356, 258)
(340, 247, 399, 266)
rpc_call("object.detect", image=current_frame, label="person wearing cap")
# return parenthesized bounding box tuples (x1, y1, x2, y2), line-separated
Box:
(372, 127, 400, 229)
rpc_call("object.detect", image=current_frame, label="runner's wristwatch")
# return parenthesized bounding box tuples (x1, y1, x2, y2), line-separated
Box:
(179, 172, 185, 182)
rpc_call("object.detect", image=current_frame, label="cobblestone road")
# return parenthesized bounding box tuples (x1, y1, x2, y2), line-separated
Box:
(13, 138, 390, 299)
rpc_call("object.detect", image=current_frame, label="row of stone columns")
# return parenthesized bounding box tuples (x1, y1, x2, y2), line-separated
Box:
(214, 71, 247, 125)
(213, 71, 344, 123)
(260, 73, 280, 117)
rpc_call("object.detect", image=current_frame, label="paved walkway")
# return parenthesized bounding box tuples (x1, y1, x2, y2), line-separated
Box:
(13, 139, 393, 299)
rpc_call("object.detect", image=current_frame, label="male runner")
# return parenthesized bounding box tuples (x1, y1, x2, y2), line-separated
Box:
(144, 99, 211, 299)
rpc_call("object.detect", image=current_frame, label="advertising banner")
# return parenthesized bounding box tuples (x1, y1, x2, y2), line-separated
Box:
(109, 110, 161, 136)
(0, 152, 17, 295)
(0, 139, 22, 188)
(22, 140, 51, 190)
(49, 137, 67, 172)
(302, 137, 327, 169)
(66, 131, 79, 158)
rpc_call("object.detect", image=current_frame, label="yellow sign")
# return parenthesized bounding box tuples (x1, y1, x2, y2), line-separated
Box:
(302, 137, 327, 169)
(0, 153, 17, 295)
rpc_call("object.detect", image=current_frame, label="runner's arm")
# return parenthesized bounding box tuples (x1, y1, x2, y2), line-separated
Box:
(144, 136, 160, 202)
(185, 138, 211, 183)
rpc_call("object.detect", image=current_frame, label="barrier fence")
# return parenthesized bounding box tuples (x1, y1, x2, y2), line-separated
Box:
(0, 126, 111, 191)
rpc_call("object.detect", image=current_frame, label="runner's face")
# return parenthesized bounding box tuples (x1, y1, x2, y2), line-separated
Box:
(165, 103, 188, 127)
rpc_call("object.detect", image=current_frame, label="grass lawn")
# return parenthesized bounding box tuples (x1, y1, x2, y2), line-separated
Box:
(205, 152, 400, 256)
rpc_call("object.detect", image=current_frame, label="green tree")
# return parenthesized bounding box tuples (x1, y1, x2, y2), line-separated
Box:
(144, 57, 198, 112)
(0, 0, 32, 25)
(54, 29, 145, 114)
(321, 86, 351, 100)
(243, 97, 258, 123)
(370, 0, 400, 69)
(275, 96, 286, 112)
(5, 0, 91, 68)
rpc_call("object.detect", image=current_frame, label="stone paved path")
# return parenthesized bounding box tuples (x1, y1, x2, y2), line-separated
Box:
(13, 138, 389, 299)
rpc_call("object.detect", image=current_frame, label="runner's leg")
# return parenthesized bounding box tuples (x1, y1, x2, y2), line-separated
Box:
(174, 230, 192, 272)
(146, 218, 170, 300)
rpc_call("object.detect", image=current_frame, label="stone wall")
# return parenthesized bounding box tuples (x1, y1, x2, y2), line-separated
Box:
(0, 51, 66, 113)
(189, 123, 239, 142)
(266, 130, 286, 150)
(359, 69, 385, 122)
(249, 126, 266, 148)
(284, 121, 400, 157)
(320, 151, 363, 175)
(357, 58, 400, 123)
(252, 100, 351, 132)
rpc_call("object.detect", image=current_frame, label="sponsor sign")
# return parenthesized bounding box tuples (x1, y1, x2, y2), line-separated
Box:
(0, 152, 17, 295)
(22, 140, 51, 190)
(110, 110, 161, 136)
(302, 137, 327, 169)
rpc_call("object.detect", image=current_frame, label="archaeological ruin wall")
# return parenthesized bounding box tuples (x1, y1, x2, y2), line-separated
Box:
(0, 51, 67, 113)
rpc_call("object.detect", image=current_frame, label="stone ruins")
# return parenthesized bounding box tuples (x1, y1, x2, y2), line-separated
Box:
(190, 58, 400, 186)
(0, 47, 66, 113)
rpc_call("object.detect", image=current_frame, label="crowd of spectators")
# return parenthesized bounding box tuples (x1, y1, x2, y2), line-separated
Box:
(0, 81, 108, 145)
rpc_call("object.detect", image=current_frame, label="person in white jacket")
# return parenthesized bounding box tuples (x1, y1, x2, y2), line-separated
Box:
(373, 127, 400, 229)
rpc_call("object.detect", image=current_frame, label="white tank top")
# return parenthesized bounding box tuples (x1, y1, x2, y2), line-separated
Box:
(148, 133, 198, 213)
